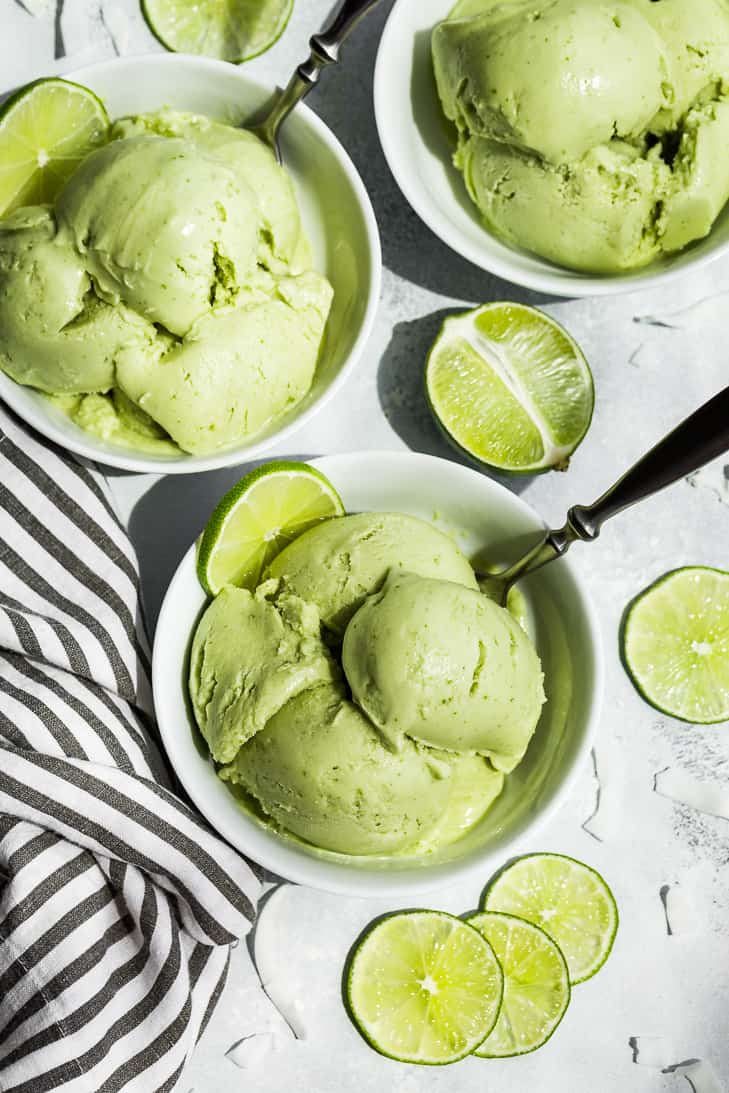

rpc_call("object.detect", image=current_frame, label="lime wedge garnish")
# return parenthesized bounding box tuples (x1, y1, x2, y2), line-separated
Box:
(196, 460, 344, 597)
(0, 78, 109, 215)
(483, 853, 618, 984)
(622, 566, 729, 724)
(466, 911, 570, 1057)
(346, 910, 503, 1064)
(142, 0, 294, 62)
(425, 302, 594, 474)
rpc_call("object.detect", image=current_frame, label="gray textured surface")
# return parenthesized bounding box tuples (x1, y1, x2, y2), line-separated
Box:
(5, 1, 729, 1089)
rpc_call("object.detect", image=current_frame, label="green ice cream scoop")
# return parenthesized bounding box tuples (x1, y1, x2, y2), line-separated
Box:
(342, 572, 545, 772)
(57, 135, 260, 338)
(0, 109, 333, 456)
(111, 109, 306, 271)
(219, 683, 455, 855)
(115, 270, 333, 456)
(433, 0, 670, 163)
(459, 138, 672, 273)
(432, 0, 729, 272)
(189, 581, 339, 764)
(266, 511, 478, 635)
(0, 206, 157, 393)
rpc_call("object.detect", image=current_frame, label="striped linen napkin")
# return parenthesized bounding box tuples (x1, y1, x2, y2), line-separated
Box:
(0, 404, 261, 1092)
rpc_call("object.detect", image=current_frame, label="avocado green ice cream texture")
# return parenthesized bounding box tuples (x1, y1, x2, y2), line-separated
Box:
(0, 109, 333, 454)
(342, 571, 545, 772)
(432, 0, 729, 272)
(189, 512, 544, 856)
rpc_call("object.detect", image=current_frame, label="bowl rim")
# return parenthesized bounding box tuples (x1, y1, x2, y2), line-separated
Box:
(152, 450, 605, 898)
(373, 0, 729, 299)
(0, 52, 382, 474)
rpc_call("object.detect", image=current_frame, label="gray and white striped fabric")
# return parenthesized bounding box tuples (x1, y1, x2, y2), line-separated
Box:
(0, 404, 261, 1091)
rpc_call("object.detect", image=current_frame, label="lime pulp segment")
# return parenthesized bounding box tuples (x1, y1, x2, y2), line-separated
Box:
(0, 78, 109, 214)
(426, 302, 593, 473)
(483, 853, 618, 984)
(467, 911, 570, 1057)
(143, 0, 294, 62)
(623, 566, 729, 723)
(197, 461, 344, 596)
(347, 910, 504, 1065)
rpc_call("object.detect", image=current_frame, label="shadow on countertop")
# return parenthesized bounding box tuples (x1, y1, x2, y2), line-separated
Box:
(307, 1, 559, 308)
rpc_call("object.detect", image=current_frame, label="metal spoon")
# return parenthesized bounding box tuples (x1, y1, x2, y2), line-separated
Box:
(479, 384, 729, 605)
(251, 0, 384, 161)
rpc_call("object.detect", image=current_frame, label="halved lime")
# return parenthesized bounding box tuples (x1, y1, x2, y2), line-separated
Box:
(142, 0, 294, 62)
(622, 566, 729, 724)
(466, 911, 570, 1057)
(483, 853, 618, 984)
(346, 910, 503, 1065)
(0, 78, 108, 215)
(425, 302, 594, 474)
(196, 461, 344, 597)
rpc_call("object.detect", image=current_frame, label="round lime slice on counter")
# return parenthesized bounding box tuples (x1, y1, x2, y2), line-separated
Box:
(622, 566, 729, 724)
(425, 302, 594, 474)
(483, 853, 618, 985)
(466, 911, 570, 1057)
(0, 77, 108, 215)
(143, 0, 294, 62)
(346, 910, 504, 1065)
(196, 460, 344, 597)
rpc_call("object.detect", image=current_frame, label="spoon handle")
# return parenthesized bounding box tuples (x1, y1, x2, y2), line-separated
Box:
(309, 0, 385, 63)
(255, 0, 383, 151)
(489, 383, 729, 596)
(568, 383, 729, 540)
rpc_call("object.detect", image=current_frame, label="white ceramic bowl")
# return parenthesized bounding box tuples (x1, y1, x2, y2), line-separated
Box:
(153, 451, 603, 898)
(374, 0, 729, 298)
(0, 54, 381, 473)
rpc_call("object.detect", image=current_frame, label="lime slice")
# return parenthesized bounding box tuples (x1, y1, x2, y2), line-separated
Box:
(466, 911, 570, 1057)
(0, 78, 108, 215)
(197, 460, 344, 597)
(483, 853, 618, 984)
(425, 302, 594, 474)
(622, 566, 729, 724)
(346, 910, 504, 1064)
(142, 0, 294, 62)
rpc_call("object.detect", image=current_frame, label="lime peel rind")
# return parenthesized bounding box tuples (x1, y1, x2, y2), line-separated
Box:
(346, 910, 504, 1066)
(0, 77, 109, 215)
(466, 910, 571, 1058)
(142, 0, 294, 63)
(483, 852, 618, 985)
(622, 566, 729, 724)
(196, 460, 344, 597)
(425, 302, 594, 475)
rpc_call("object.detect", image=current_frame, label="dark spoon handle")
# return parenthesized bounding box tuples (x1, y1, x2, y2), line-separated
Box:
(568, 384, 729, 540)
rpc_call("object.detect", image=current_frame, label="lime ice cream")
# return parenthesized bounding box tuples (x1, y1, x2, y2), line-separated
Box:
(0, 109, 333, 454)
(189, 512, 545, 856)
(342, 571, 545, 772)
(220, 683, 454, 855)
(189, 582, 339, 765)
(265, 511, 479, 635)
(432, 0, 729, 272)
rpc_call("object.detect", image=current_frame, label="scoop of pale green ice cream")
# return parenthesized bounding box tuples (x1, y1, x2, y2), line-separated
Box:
(0, 109, 333, 454)
(265, 511, 479, 635)
(432, 0, 729, 272)
(189, 581, 339, 764)
(56, 136, 260, 337)
(189, 511, 545, 857)
(342, 571, 545, 772)
(0, 207, 157, 393)
(220, 683, 453, 855)
(434, 0, 670, 164)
